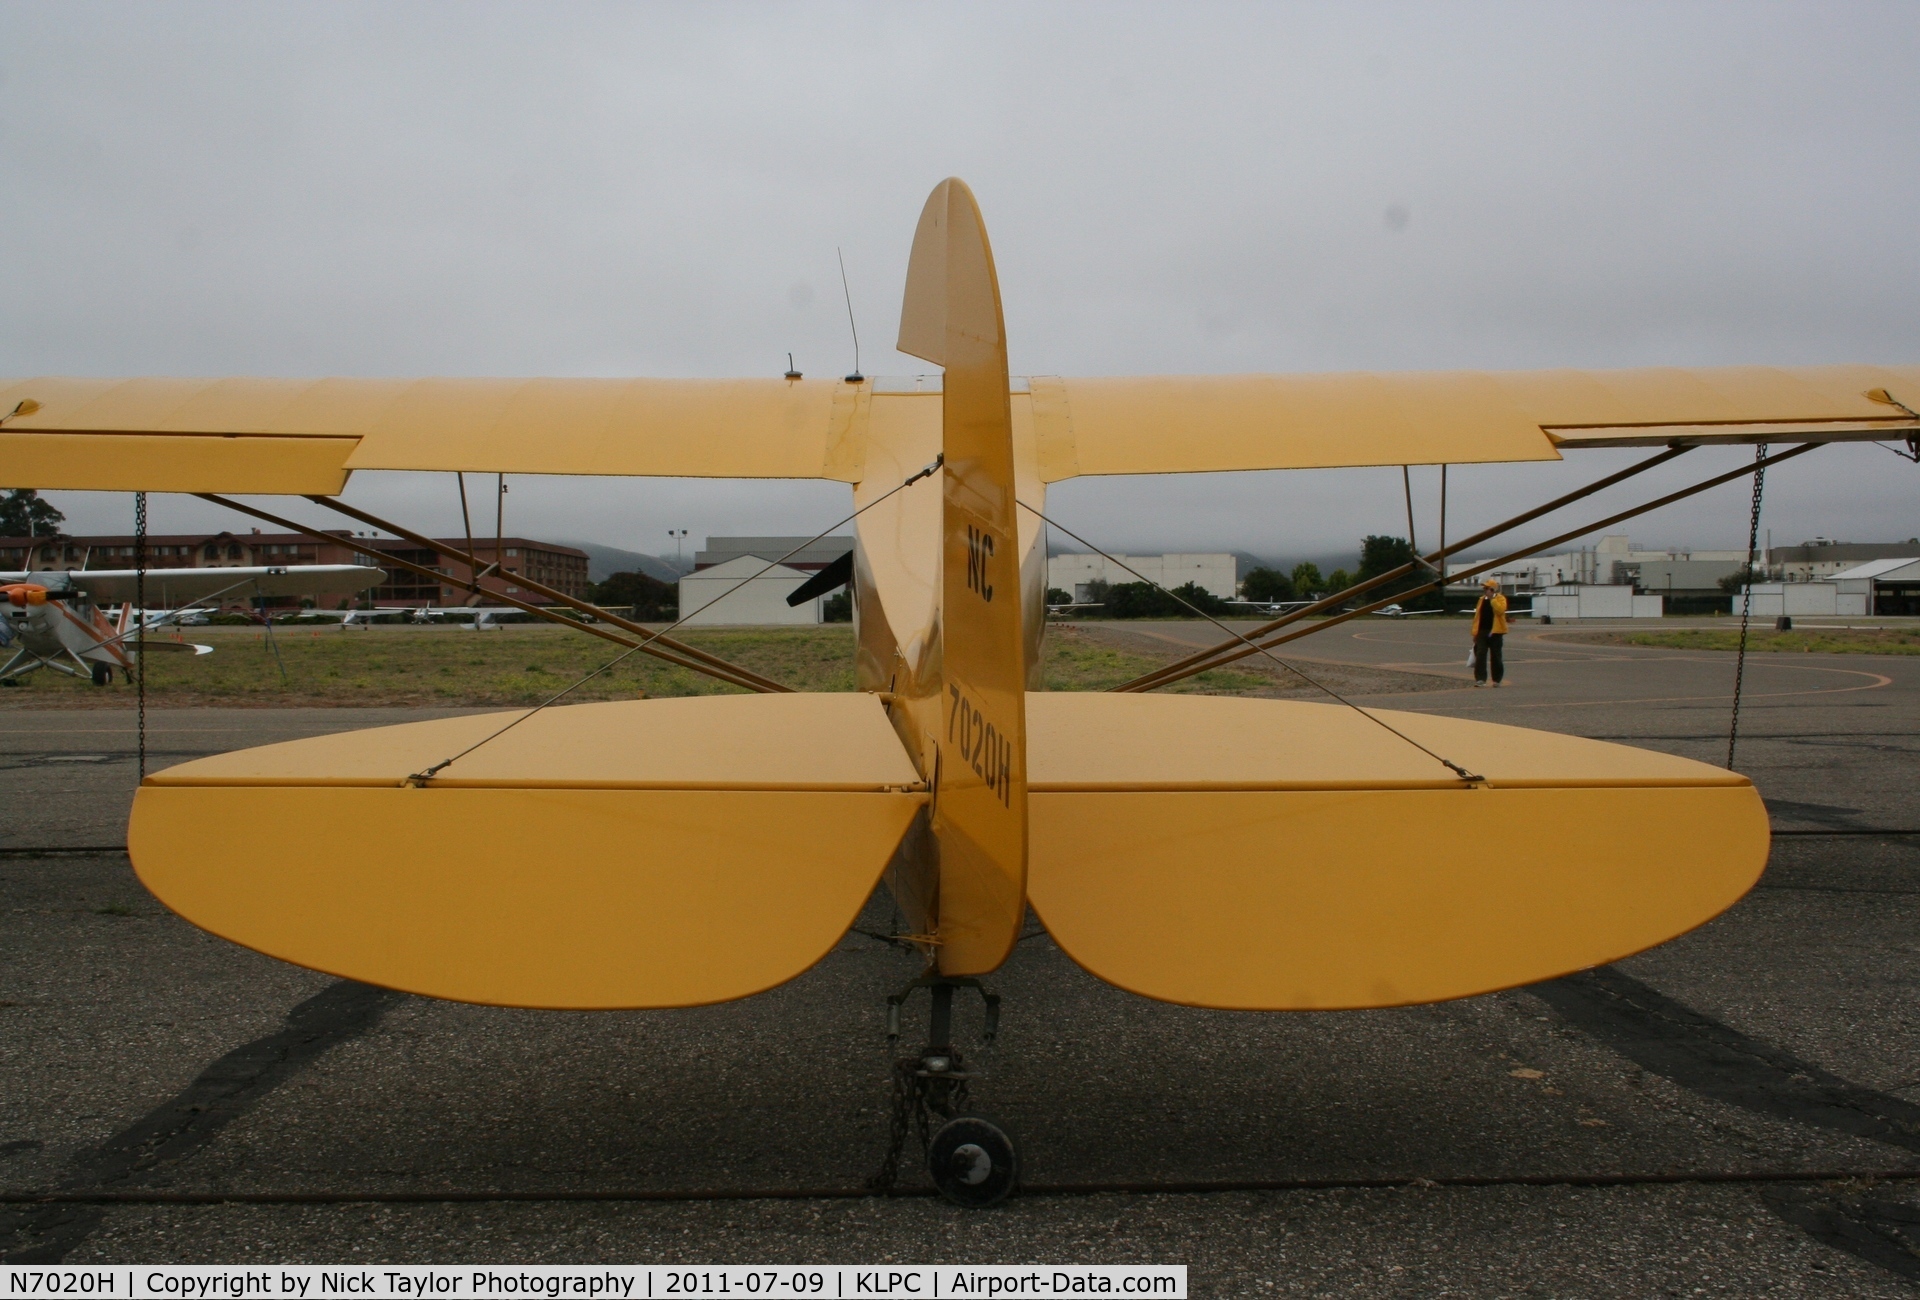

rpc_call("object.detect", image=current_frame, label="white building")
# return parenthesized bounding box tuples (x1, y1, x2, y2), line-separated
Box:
(1448, 534, 1746, 592)
(1832, 558, 1920, 616)
(1450, 533, 1920, 593)
(1771, 539, 1920, 582)
(678, 555, 821, 625)
(1048, 552, 1236, 601)
(1737, 583, 1865, 619)
(1533, 585, 1664, 620)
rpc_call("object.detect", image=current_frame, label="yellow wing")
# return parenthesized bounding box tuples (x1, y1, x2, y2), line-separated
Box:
(0, 376, 856, 492)
(4, 364, 1915, 495)
(130, 694, 926, 1009)
(1035, 364, 1920, 477)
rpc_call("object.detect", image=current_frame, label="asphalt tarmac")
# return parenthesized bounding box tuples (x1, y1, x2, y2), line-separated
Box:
(3, 622, 1919, 1294)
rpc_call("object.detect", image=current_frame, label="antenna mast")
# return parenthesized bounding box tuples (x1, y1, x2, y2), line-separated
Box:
(838, 248, 863, 383)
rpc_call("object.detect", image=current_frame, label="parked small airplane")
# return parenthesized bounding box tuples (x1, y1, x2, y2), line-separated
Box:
(1378, 603, 1443, 617)
(284, 605, 419, 629)
(0, 564, 382, 683)
(115, 607, 214, 627)
(1229, 598, 1316, 615)
(411, 605, 508, 630)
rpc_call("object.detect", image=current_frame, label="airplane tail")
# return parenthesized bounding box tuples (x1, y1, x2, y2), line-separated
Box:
(897, 179, 1029, 975)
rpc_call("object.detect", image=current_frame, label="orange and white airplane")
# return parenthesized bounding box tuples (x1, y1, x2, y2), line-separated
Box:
(0, 564, 382, 683)
(3, 179, 1916, 1203)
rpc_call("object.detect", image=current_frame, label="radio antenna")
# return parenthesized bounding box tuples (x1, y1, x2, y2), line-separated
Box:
(837, 248, 864, 383)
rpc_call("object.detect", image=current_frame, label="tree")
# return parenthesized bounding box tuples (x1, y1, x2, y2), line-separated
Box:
(1326, 568, 1352, 595)
(822, 590, 852, 622)
(1102, 581, 1184, 618)
(1241, 566, 1294, 603)
(0, 489, 64, 537)
(1073, 578, 1111, 616)
(1358, 535, 1415, 580)
(1167, 581, 1228, 616)
(1290, 562, 1324, 596)
(1046, 587, 1073, 607)
(1358, 534, 1438, 608)
(587, 570, 677, 620)
(1717, 564, 1761, 594)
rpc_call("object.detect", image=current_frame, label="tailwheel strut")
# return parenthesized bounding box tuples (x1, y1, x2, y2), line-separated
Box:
(870, 974, 1017, 1207)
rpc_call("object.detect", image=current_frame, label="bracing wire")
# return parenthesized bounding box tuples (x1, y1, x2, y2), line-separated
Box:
(1727, 443, 1768, 770)
(1018, 499, 1484, 785)
(134, 492, 146, 782)
(406, 453, 945, 784)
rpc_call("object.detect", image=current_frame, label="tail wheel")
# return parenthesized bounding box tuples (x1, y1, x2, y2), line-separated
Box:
(928, 1114, 1019, 1208)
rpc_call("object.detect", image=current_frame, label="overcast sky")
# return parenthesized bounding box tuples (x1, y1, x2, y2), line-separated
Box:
(4, 1, 1918, 565)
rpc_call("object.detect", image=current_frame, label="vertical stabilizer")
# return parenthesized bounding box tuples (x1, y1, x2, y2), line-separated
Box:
(897, 179, 1029, 975)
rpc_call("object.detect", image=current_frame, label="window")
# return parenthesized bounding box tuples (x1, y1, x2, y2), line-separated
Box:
(505, 548, 519, 558)
(204, 544, 219, 559)
(505, 585, 519, 593)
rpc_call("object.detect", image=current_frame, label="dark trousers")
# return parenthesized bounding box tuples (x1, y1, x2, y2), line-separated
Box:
(1474, 632, 1505, 684)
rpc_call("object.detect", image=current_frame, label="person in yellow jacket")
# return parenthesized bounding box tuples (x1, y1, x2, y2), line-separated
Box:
(1472, 577, 1508, 687)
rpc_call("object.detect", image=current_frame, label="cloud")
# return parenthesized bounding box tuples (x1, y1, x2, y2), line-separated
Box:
(4, 1, 1917, 560)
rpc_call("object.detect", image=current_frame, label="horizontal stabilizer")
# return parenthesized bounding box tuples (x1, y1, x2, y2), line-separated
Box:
(130, 695, 926, 1008)
(1024, 694, 1767, 1010)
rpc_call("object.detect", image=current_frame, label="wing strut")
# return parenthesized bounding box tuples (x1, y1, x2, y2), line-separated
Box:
(1116, 444, 1695, 692)
(196, 493, 779, 694)
(302, 494, 794, 693)
(1121, 441, 1821, 693)
(404, 451, 948, 784)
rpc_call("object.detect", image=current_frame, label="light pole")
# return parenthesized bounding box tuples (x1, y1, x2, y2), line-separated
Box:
(667, 528, 689, 568)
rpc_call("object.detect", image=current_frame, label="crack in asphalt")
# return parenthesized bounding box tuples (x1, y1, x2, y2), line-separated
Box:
(0, 979, 402, 1263)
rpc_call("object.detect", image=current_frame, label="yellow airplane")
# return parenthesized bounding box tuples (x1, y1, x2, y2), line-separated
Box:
(4, 179, 1917, 1205)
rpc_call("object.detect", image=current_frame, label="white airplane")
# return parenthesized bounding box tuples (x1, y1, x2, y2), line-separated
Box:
(1228, 598, 1317, 616)
(122, 607, 211, 626)
(1378, 603, 1444, 617)
(412, 605, 510, 630)
(283, 605, 418, 629)
(0, 564, 382, 684)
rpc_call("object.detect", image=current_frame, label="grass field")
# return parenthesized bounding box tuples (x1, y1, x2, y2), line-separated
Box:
(0, 622, 1274, 707)
(1555, 626, 1920, 655)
